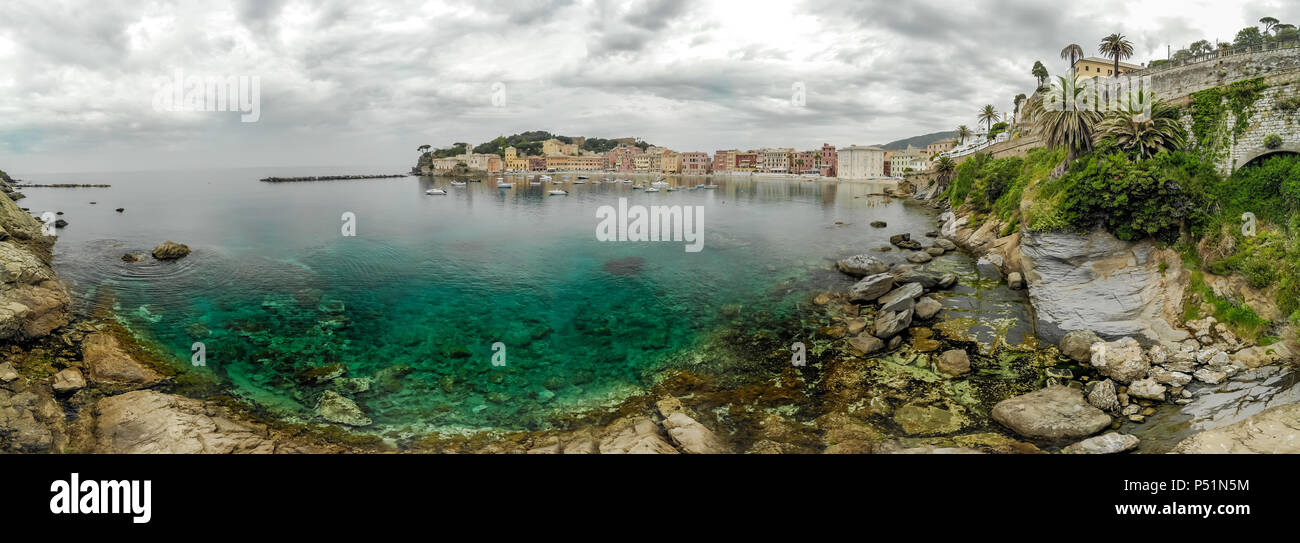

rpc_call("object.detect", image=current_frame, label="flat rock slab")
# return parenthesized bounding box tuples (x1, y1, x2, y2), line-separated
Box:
(1173, 402, 1300, 453)
(992, 386, 1112, 441)
(83, 332, 164, 388)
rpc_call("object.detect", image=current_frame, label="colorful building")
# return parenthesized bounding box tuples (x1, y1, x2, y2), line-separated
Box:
(713, 149, 736, 172)
(819, 143, 837, 177)
(682, 152, 712, 174)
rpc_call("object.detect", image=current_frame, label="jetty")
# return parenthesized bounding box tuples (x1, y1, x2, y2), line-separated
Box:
(259, 174, 408, 182)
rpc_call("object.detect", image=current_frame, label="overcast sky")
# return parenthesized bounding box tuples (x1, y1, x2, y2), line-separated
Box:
(1, 0, 1296, 174)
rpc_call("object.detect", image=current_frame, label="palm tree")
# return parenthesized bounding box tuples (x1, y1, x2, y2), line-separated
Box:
(978, 105, 999, 134)
(1099, 33, 1135, 76)
(1027, 76, 1103, 163)
(1260, 17, 1280, 36)
(1032, 61, 1049, 89)
(934, 156, 957, 188)
(955, 125, 972, 145)
(1094, 92, 1187, 158)
(1060, 43, 1084, 74)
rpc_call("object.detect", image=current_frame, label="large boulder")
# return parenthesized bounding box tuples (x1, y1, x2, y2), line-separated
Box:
(991, 386, 1112, 440)
(151, 241, 191, 260)
(315, 390, 372, 427)
(836, 255, 889, 277)
(849, 273, 893, 303)
(95, 390, 274, 453)
(1019, 231, 1189, 345)
(1173, 403, 1300, 453)
(893, 267, 941, 289)
(1089, 337, 1150, 384)
(82, 333, 164, 388)
(0, 380, 63, 452)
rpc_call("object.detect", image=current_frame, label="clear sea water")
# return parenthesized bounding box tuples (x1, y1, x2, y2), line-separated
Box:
(16, 167, 963, 433)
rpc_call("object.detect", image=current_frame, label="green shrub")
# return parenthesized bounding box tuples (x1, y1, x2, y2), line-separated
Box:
(1056, 151, 1208, 242)
(1264, 134, 1283, 149)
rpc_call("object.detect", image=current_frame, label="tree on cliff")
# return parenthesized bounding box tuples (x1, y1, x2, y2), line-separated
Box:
(1027, 76, 1103, 163)
(1260, 17, 1280, 35)
(1031, 61, 1049, 90)
(1099, 33, 1134, 76)
(955, 125, 972, 145)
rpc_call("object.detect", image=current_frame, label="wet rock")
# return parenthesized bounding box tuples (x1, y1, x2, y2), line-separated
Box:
(0, 362, 17, 382)
(976, 254, 1003, 280)
(991, 386, 1111, 440)
(889, 233, 922, 250)
(937, 349, 970, 376)
(937, 273, 957, 289)
(925, 247, 945, 256)
(50, 368, 85, 392)
(662, 412, 727, 454)
(836, 254, 889, 277)
(1173, 403, 1300, 453)
(914, 296, 942, 320)
(1090, 337, 1149, 384)
(906, 251, 933, 264)
(315, 390, 372, 427)
(878, 282, 924, 314)
(846, 318, 867, 335)
(870, 221, 887, 228)
(893, 267, 941, 289)
(1007, 272, 1024, 289)
(0, 381, 62, 452)
(1062, 432, 1139, 454)
(1088, 379, 1120, 412)
(934, 238, 956, 250)
(151, 240, 191, 260)
(82, 332, 163, 388)
(95, 390, 274, 453)
(1127, 378, 1166, 401)
(121, 253, 145, 263)
(849, 273, 893, 303)
(848, 334, 884, 356)
(1060, 330, 1101, 363)
(873, 309, 913, 340)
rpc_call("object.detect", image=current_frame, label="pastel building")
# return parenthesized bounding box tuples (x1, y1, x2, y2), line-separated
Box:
(819, 143, 837, 177)
(713, 150, 737, 172)
(837, 145, 886, 179)
(682, 152, 712, 174)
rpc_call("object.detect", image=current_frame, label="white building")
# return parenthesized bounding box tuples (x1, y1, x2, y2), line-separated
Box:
(836, 145, 886, 179)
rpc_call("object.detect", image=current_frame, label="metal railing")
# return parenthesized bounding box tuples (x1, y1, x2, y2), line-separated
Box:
(1137, 37, 1300, 75)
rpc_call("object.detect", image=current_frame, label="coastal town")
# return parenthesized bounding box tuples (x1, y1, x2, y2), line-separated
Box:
(419, 135, 955, 180)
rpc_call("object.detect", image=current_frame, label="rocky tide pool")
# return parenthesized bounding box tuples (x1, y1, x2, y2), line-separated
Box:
(17, 167, 1037, 440)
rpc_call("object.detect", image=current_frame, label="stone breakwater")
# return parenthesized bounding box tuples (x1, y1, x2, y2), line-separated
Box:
(259, 174, 408, 182)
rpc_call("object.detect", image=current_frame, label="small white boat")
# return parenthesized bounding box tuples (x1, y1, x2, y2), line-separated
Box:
(497, 182, 515, 188)
(425, 188, 447, 195)
(645, 187, 660, 193)
(666, 187, 678, 192)
(529, 180, 542, 185)
(573, 180, 585, 184)
(699, 184, 719, 189)
(548, 189, 568, 195)
(650, 181, 669, 187)
(450, 181, 467, 187)
(539, 175, 553, 181)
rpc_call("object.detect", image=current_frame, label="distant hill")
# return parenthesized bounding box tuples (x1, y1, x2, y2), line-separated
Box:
(873, 131, 957, 150)
(422, 132, 652, 158)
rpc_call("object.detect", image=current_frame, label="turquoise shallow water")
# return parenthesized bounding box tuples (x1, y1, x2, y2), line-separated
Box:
(17, 167, 936, 432)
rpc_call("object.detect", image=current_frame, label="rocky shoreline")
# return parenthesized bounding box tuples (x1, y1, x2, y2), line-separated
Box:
(4, 169, 1298, 454)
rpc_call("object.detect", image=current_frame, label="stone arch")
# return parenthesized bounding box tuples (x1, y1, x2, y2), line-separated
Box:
(1236, 144, 1300, 171)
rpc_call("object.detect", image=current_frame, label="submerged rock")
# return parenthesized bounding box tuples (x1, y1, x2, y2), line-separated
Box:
(848, 334, 885, 356)
(315, 390, 372, 427)
(914, 296, 942, 320)
(602, 256, 645, 276)
(121, 253, 145, 263)
(1062, 432, 1139, 454)
(991, 386, 1111, 440)
(906, 251, 933, 264)
(889, 233, 922, 250)
(893, 402, 970, 435)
